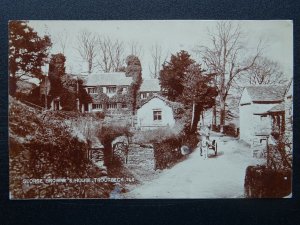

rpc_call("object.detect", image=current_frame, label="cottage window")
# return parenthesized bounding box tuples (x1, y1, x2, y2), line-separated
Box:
(92, 104, 103, 109)
(122, 103, 127, 108)
(88, 87, 96, 94)
(107, 103, 117, 109)
(122, 87, 128, 93)
(107, 86, 117, 94)
(153, 110, 162, 121)
(141, 93, 148, 99)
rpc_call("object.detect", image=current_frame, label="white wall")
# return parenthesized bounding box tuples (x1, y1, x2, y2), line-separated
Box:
(240, 89, 252, 143)
(239, 103, 253, 144)
(239, 89, 273, 145)
(137, 97, 175, 130)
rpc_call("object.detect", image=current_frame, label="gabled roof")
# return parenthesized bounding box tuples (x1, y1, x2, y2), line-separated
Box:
(139, 94, 183, 111)
(86, 72, 133, 86)
(245, 85, 287, 102)
(140, 79, 160, 92)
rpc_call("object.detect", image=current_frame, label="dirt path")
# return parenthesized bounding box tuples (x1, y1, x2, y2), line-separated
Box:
(123, 134, 264, 198)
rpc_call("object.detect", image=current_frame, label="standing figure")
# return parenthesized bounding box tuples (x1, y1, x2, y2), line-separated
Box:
(196, 124, 202, 156)
(200, 125, 210, 159)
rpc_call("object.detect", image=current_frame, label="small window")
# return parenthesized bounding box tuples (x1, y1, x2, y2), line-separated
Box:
(122, 87, 128, 93)
(88, 88, 96, 94)
(122, 103, 127, 108)
(141, 93, 148, 99)
(153, 110, 162, 121)
(107, 103, 117, 109)
(107, 86, 117, 94)
(92, 104, 102, 109)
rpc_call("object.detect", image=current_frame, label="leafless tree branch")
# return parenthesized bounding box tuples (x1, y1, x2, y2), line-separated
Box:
(76, 30, 98, 73)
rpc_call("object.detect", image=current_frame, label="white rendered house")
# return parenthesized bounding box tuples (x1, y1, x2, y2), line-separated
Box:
(137, 94, 182, 130)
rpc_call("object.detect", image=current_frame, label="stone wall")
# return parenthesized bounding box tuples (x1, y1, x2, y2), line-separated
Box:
(127, 144, 155, 168)
(123, 144, 156, 182)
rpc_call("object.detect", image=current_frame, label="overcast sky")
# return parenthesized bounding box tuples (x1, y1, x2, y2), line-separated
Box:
(28, 20, 293, 79)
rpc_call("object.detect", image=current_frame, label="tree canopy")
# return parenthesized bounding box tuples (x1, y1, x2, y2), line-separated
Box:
(9, 20, 52, 95)
(159, 51, 217, 133)
(48, 53, 66, 99)
(159, 50, 195, 102)
(181, 64, 217, 109)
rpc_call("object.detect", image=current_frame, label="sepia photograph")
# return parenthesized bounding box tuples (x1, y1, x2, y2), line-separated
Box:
(8, 20, 293, 199)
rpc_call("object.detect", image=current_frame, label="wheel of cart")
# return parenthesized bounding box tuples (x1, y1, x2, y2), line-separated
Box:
(213, 141, 217, 156)
(206, 139, 218, 156)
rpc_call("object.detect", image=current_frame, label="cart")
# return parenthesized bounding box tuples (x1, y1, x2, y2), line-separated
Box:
(205, 139, 218, 156)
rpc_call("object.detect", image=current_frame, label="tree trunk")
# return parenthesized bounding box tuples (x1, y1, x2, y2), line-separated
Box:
(190, 104, 202, 133)
(191, 101, 195, 130)
(88, 59, 92, 74)
(212, 105, 217, 125)
(219, 98, 226, 133)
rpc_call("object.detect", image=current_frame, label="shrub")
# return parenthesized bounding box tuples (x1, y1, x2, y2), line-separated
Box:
(211, 124, 220, 132)
(244, 165, 291, 198)
(94, 111, 105, 119)
(68, 114, 102, 142)
(223, 123, 237, 137)
(153, 137, 181, 170)
(266, 136, 292, 171)
(153, 132, 199, 170)
(133, 127, 181, 144)
(9, 98, 116, 198)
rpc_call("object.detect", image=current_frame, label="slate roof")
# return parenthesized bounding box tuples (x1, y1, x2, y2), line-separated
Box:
(86, 72, 133, 86)
(245, 85, 287, 102)
(140, 79, 161, 92)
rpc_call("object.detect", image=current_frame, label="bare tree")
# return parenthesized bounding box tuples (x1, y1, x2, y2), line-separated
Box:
(97, 36, 113, 72)
(55, 30, 69, 54)
(76, 30, 97, 74)
(128, 41, 143, 58)
(96, 36, 125, 72)
(245, 56, 288, 85)
(111, 39, 125, 72)
(149, 44, 167, 78)
(195, 21, 261, 132)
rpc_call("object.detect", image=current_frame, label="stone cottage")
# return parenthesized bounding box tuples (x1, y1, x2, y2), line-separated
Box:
(83, 72, 133, 113)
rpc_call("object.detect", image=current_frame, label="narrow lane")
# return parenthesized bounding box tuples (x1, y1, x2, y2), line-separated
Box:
(124, 134, 263, 198)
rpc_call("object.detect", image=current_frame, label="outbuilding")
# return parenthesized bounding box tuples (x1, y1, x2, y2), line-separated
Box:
(239, 85, 287, 145)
